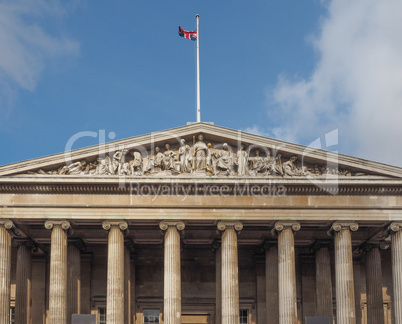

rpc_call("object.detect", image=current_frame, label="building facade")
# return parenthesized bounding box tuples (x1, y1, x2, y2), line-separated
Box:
(0, 123, 401, 324)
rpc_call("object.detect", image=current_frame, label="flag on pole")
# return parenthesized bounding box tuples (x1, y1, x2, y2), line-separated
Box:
(178, 26, 197, 41)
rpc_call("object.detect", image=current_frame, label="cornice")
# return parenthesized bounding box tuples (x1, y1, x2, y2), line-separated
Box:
(0, 177, 401, 196)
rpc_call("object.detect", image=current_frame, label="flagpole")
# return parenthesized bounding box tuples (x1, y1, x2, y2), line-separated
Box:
(196, 14, 201, 123)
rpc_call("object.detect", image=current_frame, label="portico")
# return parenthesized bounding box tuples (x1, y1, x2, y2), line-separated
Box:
(0, 123, 401, 324)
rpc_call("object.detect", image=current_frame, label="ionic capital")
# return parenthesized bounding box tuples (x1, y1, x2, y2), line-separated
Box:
(389, 222, 402, 233)
(0, 218, 15, 230)
(262, 240, 277, 251)
(331, 221, 359, 233)
(217, 221, 243, 232)
(274, 221, 301, 233)
(68, 238, 86, 252)
(102, 220, 128, 231)
(159, 221, 185, 231)
(44, 219, 70, 231)
(211, 239, 221, 252)
(310, 240, 332, 253)
(358, 242, 383, 255)
(12, 238, 36, 250)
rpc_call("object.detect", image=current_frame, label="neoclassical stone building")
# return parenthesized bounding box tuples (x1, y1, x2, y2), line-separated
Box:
(0, 123, 401, 324)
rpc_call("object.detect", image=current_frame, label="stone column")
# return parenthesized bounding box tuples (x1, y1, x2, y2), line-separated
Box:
(15, 239, 34, 324)
(212, 240, 222, 324)
(313, 241, 333, 320)
(362, 244, 384, 324)
(125, 240, 134, 324)
(159, 221, 185, 324)
(264, 242, 279, 324)
(331, 221, 358, 324)
(102, 220, 128, 324)
(0, 219, 14, 324)
(274, 221, 300, 324)
(389, 222, 402, 324)
(45, 219, 71, 324)
(67, 240, 84, 323)
(80, 254, 92, 314)
(217, 221, 243, 324)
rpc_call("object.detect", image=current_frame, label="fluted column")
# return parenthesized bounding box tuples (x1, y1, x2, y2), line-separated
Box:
(264, 242, 279, 324)
(102, 220, 128, 324)
(0, 219, 14, 324)
(274, 221, 300, 324)
(313, 241, 333, 320)
(124, 240, 134, 324)
(213, 240, 222, 324)
(15, 239, 34, 324)
(362, 244, 384, 324)
(331, 221, 358, 324)
(67, 240, 84, 323)
(217, 221, 243, 324)
(159, 221, 185, 324)
(389, 222, 402, 324)
(45, 219, 71, 324)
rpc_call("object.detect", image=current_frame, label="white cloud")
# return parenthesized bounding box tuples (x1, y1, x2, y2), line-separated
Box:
(267, 0, 402, 167)
(0, 0, 79, 114)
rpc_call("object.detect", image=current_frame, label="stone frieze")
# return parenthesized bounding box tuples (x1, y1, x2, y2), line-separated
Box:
(25, 134, 366, 178)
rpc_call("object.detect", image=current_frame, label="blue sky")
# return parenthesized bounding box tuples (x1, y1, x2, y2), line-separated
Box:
(1, 0, 402, 167)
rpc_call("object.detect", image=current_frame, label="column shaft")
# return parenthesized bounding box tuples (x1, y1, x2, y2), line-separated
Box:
(278, 228, 297, 324)
(221, 228, 239, 324)
(67, 245, 81, 323)
(106, 226, 125, 324)
(333, 224, 357, 324)
(392, 226, 402, 324)
(266, 246, 279, 324)
(164, 226, 182, 324)
(215, 244, 222, 324)
(48, 226, 68, 324)
(0, 223, 12, 324)
(315, 247, 333, 319)
(124, 246, 131, 324)
(365, 246, 384, 324)
(15, 243, 32, 324)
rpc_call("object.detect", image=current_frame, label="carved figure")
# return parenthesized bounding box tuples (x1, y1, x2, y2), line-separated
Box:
(194, 134, 209, 171)
(154, 147, 164, 171)
(130, 151, 143, 175)
(235, 145, 248, 176)
(213, 143, 233, 175)
(264, 149, 275, 175)
(248, 150, 267, 175)
(282, 156, 300, 177)
(144, 147, 164, 174)
(163, 144, 177, 171)
(95, 156, 111, 175)
(113, 150, 130, 175)
(271, 154, 283, 176)
(179, 139, 192, 173)
(68, 161, 87, 175)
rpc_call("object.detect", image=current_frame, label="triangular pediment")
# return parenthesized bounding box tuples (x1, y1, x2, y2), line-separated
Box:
(1, 123, 401, 179)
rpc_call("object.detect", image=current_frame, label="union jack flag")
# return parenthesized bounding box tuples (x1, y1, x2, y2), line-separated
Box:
(178, 26, 197, 41)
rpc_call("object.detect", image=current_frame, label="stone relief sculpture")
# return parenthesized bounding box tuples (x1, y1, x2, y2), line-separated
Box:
(179, 139, 192, 173)
(212, 143, 233, 175)
(162, 144, 178, 172)
(130, 151, 143, 175)
(248, 150, 268, 175)
(235, 145, 248, 176)
(193, 134, 209, 171)
(282, 156, 301, 177)
(25, 133, 366, 177)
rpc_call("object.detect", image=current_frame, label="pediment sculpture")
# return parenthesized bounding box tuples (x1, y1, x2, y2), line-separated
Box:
(26, 134, 364, 177)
